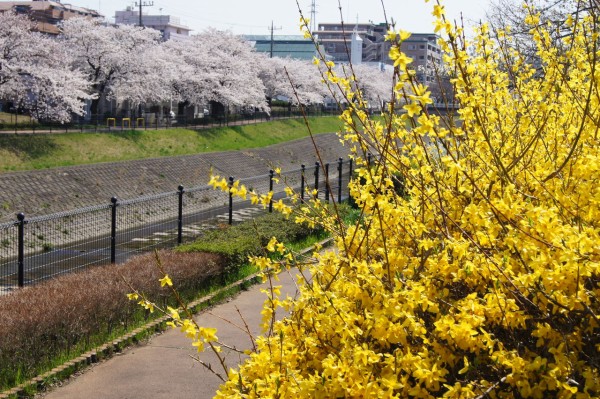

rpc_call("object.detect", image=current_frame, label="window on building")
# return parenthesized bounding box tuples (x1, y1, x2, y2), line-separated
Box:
(419, 45, 425, 49)
(14, 5, 31, 14)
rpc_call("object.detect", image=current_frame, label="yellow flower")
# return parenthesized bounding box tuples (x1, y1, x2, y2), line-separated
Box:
(167, 306, 180, 321)
(192, 339, 204, 352)
(432, 4, 444, 18)
(275, 242, 286, 255)
(218, 178, 229, 192)
(126, 293, 139, 301)
(159, 274, 173, 287)
(199, 327, 218, 342)
(138, 300, 154, 313)
(267, 237, 277, 252)
(399, 30, 411, 41)
(404, 102, 421, 117)
(389, 47, 413, 69)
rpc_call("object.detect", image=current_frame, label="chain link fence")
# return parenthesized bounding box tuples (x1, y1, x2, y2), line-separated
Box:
(0, 158, 354, 295)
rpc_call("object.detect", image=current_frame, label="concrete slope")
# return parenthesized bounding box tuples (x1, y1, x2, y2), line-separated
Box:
(0, 133, 348, 223)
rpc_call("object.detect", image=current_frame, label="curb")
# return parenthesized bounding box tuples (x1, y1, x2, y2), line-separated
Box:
(0, 238, 331, 399)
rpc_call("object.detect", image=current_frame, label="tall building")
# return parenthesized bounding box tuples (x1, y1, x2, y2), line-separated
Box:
(0, 0, 103, 35)
(115, 7, 191, 41)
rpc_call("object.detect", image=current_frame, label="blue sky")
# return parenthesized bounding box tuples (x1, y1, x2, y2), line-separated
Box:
(71, 0, 488, 36)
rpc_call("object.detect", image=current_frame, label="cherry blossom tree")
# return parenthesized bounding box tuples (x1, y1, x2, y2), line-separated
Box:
(165, 29, 268, 113)
(349, 63, 394, 110)
(259, 56, 328, 106)
(0, 12, 91, 122)
(60, 18, 168, 116)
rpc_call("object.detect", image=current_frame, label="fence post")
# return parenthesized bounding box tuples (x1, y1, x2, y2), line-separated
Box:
(338, 157, 343, 203)
(300, 164, 306, 203)
(348, 158, 353, 200)
(269, 169, 274, 213)
(110, 197, 118, 264)
(177, 185, 184, 245)
(228, 176, 234, 225)
(324, 163, 330, 203)
(314, 162, 320, 199)
(16, 213, 25, 287)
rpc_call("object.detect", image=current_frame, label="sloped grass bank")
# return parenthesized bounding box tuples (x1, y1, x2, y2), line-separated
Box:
(0, 116, 342, 172)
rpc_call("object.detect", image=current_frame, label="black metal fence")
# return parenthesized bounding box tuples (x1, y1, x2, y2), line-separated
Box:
(0, 108, 339, 134)
(0, 158, 354, 295)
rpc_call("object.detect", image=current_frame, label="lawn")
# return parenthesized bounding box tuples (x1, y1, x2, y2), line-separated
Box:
(0, 116, 342, 172)
(0, 111, 36, 126)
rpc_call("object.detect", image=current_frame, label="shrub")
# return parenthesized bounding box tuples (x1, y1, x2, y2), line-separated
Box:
(0, 250, 222, 390)
(208, 3, 600, 398)
(177, 212, 322, 274)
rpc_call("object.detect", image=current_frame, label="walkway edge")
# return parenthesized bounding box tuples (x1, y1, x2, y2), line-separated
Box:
(0, 238, 332, 399)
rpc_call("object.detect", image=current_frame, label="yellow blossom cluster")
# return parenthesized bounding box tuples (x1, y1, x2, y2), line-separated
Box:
(191, 1, 600, 397)
(128, 274, 219, 353)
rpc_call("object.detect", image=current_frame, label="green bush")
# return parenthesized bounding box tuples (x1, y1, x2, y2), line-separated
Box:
(177, 212, 322, 274)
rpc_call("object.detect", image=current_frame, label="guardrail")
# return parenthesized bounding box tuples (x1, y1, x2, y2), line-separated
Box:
(0, 109, 339, 134)
(0, 158, 354, 295)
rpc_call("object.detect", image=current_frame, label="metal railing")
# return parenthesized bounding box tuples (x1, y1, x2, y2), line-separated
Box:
(0, 158, 354, 295)
(0, 108, 339, 134)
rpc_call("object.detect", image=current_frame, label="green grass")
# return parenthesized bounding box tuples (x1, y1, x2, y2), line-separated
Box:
(0, 116, 342, 173)
(0, 112, 36, 126)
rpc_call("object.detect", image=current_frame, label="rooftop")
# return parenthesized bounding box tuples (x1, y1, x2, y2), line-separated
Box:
(0, 1, 103, 17)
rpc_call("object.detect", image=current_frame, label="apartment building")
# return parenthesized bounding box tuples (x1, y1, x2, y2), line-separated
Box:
(402, 33, 443, 84)
(115, 7, 191, 41)
(317, 22, 442, 84)
(317, 22, 389, 63)
(0, 0, 102, 35)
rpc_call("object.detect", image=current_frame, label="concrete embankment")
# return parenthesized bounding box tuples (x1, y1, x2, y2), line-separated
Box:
(0, 133, 349, 223)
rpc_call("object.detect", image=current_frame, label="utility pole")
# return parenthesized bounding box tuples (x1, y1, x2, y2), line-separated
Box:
(134, 1, 153, 27)
(269, 21, 282, 58)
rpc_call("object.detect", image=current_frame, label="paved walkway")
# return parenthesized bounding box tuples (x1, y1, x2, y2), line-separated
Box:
(38, 266, 304, 399)
(0, 133, 348, 223)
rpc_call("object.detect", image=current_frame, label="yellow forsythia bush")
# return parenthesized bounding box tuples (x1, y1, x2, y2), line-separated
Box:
(204, 2, 600, 398)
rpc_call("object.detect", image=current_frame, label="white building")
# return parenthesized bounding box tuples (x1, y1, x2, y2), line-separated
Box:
(115, 7, 191, 41)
